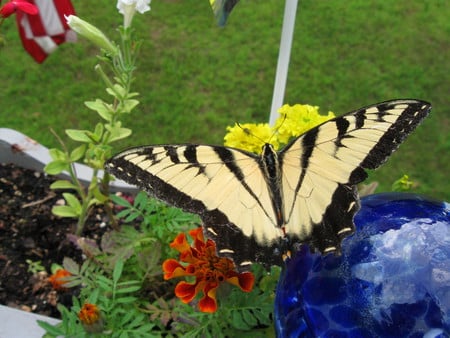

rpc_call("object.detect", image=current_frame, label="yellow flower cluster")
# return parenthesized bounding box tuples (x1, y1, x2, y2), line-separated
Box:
(224, 103, 335, 153)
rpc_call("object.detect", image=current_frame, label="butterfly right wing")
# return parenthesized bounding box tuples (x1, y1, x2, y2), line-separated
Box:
(279, 99, 431, 254)
(106, 144, 284, 269)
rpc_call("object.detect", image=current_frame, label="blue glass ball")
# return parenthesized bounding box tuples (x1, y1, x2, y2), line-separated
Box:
(274, 193, 450, 338)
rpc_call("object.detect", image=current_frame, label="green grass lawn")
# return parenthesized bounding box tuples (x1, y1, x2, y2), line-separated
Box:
(0, 0, 449, 200)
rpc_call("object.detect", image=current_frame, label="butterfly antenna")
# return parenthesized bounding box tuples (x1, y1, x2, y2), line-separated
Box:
(267, 112, 287, 145)
(236, 122, 267, 145)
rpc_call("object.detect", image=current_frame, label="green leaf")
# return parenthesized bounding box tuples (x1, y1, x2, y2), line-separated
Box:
(134, 191, 147, 208)
(115, 296, 138, 303)
(85, 130, 100, 143)
(69, 144, 86, 162)
(87, 198, 102, 208)
(121, 99, 139, 113)
(110, 194, 133, 208)
(231, 310, 251, 330)
(112, 260, 124, 283)
(48, 148, 66, 161)
(242, 310, 258, 327)
(63, 257, 80, 275)
(93, 123, 104, 142)
(44, 160, 68, 175)
(88, 288, 100, 303)
(106, 83, 126, 98)
(50, 180, 77, 190)
(37, 320, 63, 336)
(63, 193, 82, 211)
(93, 188, 109, 204)
(105, 123, 132, 142)
(85, 99, 113, 122)
(65, 129, 92, 143)
(52, 205, 79, 217)
(115, 285, 141, 293)
(124, 212, 140, 222)
(126, 91, 139, 99)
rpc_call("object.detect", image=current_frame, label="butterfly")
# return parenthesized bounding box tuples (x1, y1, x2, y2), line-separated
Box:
(105, 99, 431, 271)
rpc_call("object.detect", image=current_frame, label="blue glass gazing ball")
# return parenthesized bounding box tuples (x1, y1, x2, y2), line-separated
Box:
(274, 193, 450, 338)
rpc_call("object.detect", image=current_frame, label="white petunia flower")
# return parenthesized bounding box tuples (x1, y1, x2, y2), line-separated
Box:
(117, 0, 151, 28)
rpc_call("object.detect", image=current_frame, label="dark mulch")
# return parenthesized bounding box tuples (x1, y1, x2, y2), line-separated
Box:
(0, 163, 108, 318)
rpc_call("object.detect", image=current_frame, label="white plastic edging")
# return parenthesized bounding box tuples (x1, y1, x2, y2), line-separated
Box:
(0, 305, 60, 338)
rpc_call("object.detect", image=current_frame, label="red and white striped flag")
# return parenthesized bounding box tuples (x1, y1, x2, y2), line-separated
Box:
(15, 0, 77, 63)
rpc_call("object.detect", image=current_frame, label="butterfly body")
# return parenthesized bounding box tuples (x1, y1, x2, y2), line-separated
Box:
(106, 99, 431, 270)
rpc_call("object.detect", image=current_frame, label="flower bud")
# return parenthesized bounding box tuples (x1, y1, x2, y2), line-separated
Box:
(65, 15, 118, 55)
(48, 269, 72, 290)
(78, 303, 104, 333)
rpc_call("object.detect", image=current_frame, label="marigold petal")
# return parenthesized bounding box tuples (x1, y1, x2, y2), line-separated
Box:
(162, 259, 188, 280)
(198, 292, 217, 313)
(189, 227, 205, 242)
(170, 233, 191, 253)
(199, 283, 218, 313)
(226, 272, 254, 292)
(179, 249, 197, 264)
(175, 281, 198, 303)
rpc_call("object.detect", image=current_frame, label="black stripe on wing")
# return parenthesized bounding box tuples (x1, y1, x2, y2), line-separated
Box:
(358, 100, 430, 169)
(307, 184, 359, 253)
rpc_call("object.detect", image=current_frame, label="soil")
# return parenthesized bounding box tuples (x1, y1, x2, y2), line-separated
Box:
(0, 163, 108, 318)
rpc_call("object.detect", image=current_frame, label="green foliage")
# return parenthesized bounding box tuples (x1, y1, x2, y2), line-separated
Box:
(41, 24, 142, 235)
(111, 192, 200, 257)
(392, 174, 415, 192)
(25, 259, 45, 274)
(40, 194, 278, 337)
(38, 260, 155, 337)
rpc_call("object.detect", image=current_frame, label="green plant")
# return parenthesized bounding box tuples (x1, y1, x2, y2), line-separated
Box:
(392, 174, 415, 192)
(39, 260, 155, 337)
(153, 264, 280, 337)
(43, 15, 140, 235)
(26, 259, 45, 274)
(40, 195, 278, 337)
(110, 192, 200, 258)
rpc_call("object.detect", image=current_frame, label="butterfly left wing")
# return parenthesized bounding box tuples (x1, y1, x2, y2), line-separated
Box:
(106, 144, 285, 269)
(279, 99, 431, 254)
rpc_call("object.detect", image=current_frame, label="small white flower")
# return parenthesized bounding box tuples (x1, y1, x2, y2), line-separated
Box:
(117, 0, 151, 14)
(117, 0, 151, 27)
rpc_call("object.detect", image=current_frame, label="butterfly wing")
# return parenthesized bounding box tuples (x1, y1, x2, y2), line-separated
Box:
(279, 99, 431, 253)
(106, 144, 284, 269)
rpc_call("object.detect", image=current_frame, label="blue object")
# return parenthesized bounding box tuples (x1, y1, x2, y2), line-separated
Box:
(274, 193, 450, 338)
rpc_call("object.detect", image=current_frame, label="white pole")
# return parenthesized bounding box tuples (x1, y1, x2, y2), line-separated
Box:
(269, 0, 299, 125)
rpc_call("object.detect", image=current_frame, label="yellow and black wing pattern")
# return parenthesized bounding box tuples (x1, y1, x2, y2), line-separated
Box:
(105, 99, 431, 270)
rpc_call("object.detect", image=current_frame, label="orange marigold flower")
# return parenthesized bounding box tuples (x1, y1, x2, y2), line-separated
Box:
(78, 303, 104, 333)
(162, 227, 255, 313)
(48, 269, 71, 290)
